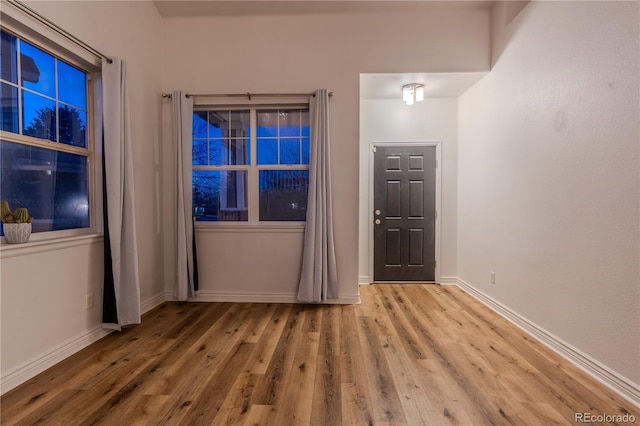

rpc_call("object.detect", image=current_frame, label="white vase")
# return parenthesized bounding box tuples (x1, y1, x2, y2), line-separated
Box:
(3, 223, 32, 244)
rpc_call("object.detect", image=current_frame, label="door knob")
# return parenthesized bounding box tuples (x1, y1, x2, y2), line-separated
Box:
(375, 219, 381, 225)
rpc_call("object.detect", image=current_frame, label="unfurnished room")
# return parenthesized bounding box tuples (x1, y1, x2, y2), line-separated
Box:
(0, 0, 638, 424)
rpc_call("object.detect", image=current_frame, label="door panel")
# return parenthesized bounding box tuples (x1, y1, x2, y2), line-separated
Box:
(409, 180, 424, 217)
(409, 229, 424, 265)
(386, 181, 401, 217)
(386, 229, 401, 265)
(374, 145, 436, 281)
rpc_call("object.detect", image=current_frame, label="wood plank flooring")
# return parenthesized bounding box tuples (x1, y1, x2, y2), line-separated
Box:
(2, 284, 638, 425)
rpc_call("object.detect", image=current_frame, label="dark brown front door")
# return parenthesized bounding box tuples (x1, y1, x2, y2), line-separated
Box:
(374, 145, 436, 281)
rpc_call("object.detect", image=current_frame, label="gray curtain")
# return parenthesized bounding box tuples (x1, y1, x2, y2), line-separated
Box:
(101, 58, 141, 330)
(298, 89, 338, 302)
(173, 91, 197, 301)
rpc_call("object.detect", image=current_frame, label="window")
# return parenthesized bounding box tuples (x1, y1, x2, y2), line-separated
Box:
(192, 107, 309, 223)
(0, 29, 92, 235)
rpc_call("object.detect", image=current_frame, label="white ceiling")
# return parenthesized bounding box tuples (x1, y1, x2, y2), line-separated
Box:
(153, 0, 494, 18)
(361, 72, 487, 100)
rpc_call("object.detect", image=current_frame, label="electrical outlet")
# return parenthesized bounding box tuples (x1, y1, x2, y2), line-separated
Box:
(490, 271, 496, 284)
(85, 293, 94, 309)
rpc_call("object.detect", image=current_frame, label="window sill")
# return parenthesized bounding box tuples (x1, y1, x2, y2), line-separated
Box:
(0, 232, 103, 259)
(195, 222, 305, 234)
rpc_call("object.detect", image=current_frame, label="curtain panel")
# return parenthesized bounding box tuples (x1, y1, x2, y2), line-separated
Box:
(173, 91, 198, 301)
(101, 58, 141, 330)
(298, 89, 338, 303)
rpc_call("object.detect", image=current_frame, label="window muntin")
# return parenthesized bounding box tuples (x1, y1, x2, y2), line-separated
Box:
(0, 29, 92, 236)
(192, 107, 309, 223)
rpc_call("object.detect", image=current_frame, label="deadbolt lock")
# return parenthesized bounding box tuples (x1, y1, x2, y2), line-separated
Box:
(375, 209, 381, 216)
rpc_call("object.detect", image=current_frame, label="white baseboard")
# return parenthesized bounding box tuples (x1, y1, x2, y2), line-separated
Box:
(0, 326, 112, 395)
(361, 276, 457, 285)
(438, 276, 458, 285)
(455, 277, 640, 409)
(141, 292, 166, 314)
(165, 291, 361, 305)
(359, 276, 371, 285)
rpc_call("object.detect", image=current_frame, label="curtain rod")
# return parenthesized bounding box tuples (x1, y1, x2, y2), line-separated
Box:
(7, 0, 112, 63)
(161, 92, 334, 100)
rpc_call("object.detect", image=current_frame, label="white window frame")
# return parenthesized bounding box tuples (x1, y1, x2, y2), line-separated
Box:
(0, 19, 101, 243)
(193, 104, 310, 227)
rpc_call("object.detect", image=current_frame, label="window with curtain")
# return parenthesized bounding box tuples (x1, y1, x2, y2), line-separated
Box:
(0, 28, 93, 235)
(192, 107, 309, 223)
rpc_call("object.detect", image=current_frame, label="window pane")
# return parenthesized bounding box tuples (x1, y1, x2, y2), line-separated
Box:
(257, 110, 278, 137)
(229, 110, 250, 138)
(259, 170, 308, 221)
(226, 138, 249, 165)
(23, 91, 56, 141)
(209, 139, 223, 165)
(193, 170, 248, 222)
(1, 31, 17, 84)
(257, 138, 278, 165)
(192, 111, 208, 138)
(58, 105, 86, 147)
(58, 61, 86, 109)
(20, 41, 55, 97)
(0, 140, 89, 233)
(192, 139, 208, 165)
(279, 110, 301, 137)
(207, 111, 227, 138)
(210, 139, 249, 166)
(280, 138, 301, 165)
(1, 83, 18, 133)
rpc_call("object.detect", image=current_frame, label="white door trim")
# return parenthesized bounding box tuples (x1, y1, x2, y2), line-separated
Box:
(368, 141, 442, 283)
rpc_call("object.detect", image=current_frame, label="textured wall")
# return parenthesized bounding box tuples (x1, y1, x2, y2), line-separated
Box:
(458, 1, 639, 384)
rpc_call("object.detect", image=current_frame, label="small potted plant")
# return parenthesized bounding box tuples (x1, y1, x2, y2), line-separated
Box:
(1, 200, 33, 244)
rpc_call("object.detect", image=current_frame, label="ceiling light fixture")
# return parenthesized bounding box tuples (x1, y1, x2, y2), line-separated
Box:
(402, 83, 424, 105)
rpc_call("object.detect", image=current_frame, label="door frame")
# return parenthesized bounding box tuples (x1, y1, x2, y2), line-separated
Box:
(368, 141, 442, 283)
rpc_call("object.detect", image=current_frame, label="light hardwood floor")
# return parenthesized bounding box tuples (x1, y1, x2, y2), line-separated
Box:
(2, 284, 638, 425)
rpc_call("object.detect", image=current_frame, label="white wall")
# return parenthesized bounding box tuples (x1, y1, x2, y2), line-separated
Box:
(458, 0, 639, 387)
(2, 0, 636, 404)
(1, 239, 104, 392)
(161, 8, 490, 301)
(359, 98, 459, 283)
(1, 0, 164, 392)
